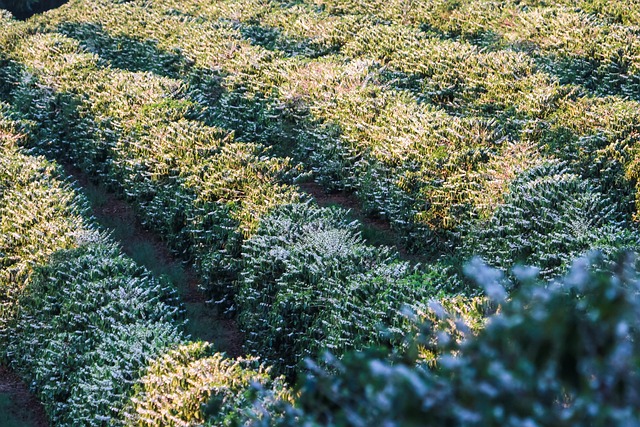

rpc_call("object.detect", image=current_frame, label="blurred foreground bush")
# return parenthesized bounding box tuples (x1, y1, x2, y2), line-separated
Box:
(256, 254, 640, 426)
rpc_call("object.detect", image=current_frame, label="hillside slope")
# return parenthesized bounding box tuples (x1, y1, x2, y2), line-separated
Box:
(2, 0, 640, 425)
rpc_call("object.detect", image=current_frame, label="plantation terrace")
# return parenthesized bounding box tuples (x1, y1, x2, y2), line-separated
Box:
(1, 0, 640, 425)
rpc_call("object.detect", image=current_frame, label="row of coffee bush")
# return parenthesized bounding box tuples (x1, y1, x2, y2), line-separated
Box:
(2, 1, 640, 424)
(0, 108, 285, 425)
(0, 13, 470, 381)
(14, 0, 638, 259)
(4, 126, 639, 425)
(0, 101, 481, 425)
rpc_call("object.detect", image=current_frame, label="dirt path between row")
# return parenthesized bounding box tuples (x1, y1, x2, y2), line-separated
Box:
(62, 169, 416, 360)
(299, 182, 425, 264)
(0, 365, 48, 427)
(67, 167, 244, 358)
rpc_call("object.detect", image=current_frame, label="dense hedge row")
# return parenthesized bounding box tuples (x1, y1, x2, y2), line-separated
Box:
(0, 104, 88, 334)
(125, 342, 289, 427)
(0, 128, 177, 423)
(6, 241, 185, 425)
(238, 202, 461, 375)
(462, 162, 640, 278)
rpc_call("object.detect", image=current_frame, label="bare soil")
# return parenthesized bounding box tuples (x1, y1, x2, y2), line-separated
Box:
(0, 365, 49, 427)
(67, 166, 244, 358)
(298, 181, 422, 262)
(62, 167, 417, 361)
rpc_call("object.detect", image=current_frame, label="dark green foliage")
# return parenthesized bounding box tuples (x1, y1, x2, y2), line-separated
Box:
(238, 202, 443, 377)
(541, 97, 640, 218)
(0, 55, 21, 99)
(462, 162, 640, 278)
(545, 54, 640, 101)
(542, 128, 636, 217)
(0, 120, 285, 427)
(254, 255, 640, 426)
(4, 241, 185, 425)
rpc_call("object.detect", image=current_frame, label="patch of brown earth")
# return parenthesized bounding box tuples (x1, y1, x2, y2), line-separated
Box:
(0, 365, 49, 427)
(66, 166, 244, 358)
(298, 181, 421, 262)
